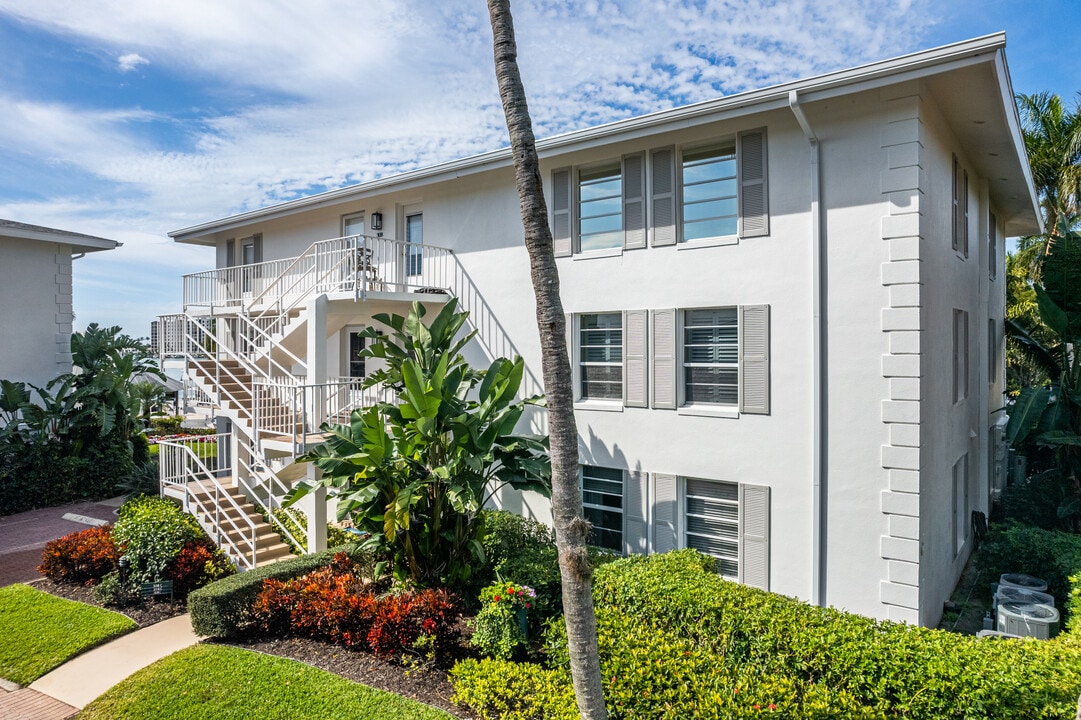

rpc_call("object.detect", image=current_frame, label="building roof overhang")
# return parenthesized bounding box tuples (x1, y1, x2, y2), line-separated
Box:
(171, 32, 1041, 244)
(0, 219, 122, 253)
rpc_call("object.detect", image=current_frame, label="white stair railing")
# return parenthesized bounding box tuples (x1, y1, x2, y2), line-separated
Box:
(233, 431, 308, 555)
(158, 433, 259, 570)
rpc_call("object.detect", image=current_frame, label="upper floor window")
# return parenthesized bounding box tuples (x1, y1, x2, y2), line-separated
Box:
(953, 308, 969, 403)
(683, 308, 739, 406)
(578, 164, 623, 252)
(550, 128, 767, 257)
(681, 145, 737, 242)
(579, 313, 622, 400)
(952, 155, 969, 258)
(342, 212, 365, 238)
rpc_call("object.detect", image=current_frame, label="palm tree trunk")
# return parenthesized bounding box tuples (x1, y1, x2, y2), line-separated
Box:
(486, 2, 607, 718)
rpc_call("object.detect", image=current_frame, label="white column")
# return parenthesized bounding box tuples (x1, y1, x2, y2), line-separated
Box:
(303, 464, 328, 553)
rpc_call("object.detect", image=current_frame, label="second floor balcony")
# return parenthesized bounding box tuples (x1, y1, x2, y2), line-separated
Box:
(182, 234, 455, 312)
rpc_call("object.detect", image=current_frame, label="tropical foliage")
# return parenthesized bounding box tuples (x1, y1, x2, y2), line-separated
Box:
(289, 300, 551, 586)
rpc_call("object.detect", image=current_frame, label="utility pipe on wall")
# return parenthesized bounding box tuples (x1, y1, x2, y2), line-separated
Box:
(788, 90, 827, 608)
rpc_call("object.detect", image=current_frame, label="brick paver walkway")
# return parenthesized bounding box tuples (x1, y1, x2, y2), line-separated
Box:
(0, 499, 121, 587)
(0, 688, 78, 720)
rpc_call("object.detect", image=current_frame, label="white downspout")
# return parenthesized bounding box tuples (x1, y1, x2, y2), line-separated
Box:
(789, 90, 826, 607)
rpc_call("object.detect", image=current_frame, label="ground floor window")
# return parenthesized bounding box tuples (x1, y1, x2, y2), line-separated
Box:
(684, 477, 740, 578)
(581, 465, 623, 552)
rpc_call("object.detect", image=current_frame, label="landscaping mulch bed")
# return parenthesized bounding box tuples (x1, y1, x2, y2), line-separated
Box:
(29, 579, 186, 628)
(221, 636, 478, 719)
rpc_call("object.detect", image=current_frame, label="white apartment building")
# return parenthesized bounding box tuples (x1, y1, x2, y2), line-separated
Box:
(158, 33, 1039, 626)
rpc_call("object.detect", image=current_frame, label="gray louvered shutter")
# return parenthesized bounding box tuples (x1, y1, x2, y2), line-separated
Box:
(624, 310, 648, 408)
(650, 147, 676, 246)
(623, 152, 646, 250)
(651, 309, 677, 409)
(625, 470, 648, 555)
(738, 129, 769, 238)
(740, 483, 770, 589)
(739, 304, 770, 414)
(551, 167, 573, 257)
(652, 473, 678, 554)
(226, 238, 236, 267)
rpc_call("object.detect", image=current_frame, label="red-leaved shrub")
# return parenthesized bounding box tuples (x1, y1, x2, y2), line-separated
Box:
(250, 552, 460, 659)
(38, 525, 119, 585)
(165, 538, 236, 595)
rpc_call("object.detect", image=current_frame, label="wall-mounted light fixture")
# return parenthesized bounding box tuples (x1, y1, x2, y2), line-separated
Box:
(370, 212, 383, 231)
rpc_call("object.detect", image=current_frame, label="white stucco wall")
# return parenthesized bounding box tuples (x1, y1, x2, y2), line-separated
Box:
(0, 237, 73, 388)
(177, 56, 1031, 625)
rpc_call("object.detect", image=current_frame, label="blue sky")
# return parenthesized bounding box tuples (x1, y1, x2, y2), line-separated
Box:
(0, 0, 1077, 338)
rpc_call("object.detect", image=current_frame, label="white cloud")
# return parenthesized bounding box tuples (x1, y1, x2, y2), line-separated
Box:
(0, 0, 938, 333)
(117, 52, 148, 72)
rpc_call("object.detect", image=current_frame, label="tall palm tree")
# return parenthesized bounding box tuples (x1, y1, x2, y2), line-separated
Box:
(1016, 92, 1081, 275)
(486, 1, 607, 717)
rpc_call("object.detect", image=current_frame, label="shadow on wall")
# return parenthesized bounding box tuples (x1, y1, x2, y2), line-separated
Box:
(449, 255, 544, 399)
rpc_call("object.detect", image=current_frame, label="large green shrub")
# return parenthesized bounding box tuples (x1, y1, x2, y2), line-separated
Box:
(111, 496, 203, 583)
(0, 437, 132, 516)
(187, 545, 364, 638)
(980, 522, 1081, 606)
(1068, 575, 1081, 635)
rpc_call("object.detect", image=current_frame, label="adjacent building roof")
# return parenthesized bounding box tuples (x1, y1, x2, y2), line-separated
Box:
(171, 32, 1041, 243)
(0, 219, 121, 253)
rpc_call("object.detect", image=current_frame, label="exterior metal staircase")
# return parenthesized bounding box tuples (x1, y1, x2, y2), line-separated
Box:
(158, 233, 453, 570)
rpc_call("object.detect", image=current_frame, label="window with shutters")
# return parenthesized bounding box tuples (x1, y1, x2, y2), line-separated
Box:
(683, 308, 739, 406)
(578, 164, 623, 252)
(683, 477, 740, 578)
(953, 309, 969, 403)
(579, 313, 622, 400)
(581, 465, 623, 552)
(952, 155, 969, 258)
(681, 144, 738, 242)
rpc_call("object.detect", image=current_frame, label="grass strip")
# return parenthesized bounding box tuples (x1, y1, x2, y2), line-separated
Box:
(0, 583, 137, 685)
(79, 643, 455, 720)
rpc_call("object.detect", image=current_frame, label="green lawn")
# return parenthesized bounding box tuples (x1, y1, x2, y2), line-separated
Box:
(148, 439, 218, 459)
(0, 584, 137, 685)
(79, 644, 455, 720)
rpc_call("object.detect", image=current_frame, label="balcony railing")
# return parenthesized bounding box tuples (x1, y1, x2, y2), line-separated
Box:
(182, 234, 454, 311)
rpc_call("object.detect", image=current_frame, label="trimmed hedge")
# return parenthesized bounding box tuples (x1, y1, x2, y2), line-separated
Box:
(0, 438, 132, 516)
(453, 551, 1081, 720)
(980, 522, 1081, 608)
(188, 545, 364, 638)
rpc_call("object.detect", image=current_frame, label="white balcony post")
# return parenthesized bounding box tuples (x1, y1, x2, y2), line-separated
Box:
(305, 294, 328, 428)
(302, 464, 328, 554)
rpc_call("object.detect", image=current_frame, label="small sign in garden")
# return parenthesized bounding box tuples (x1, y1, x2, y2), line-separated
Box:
(140, 580, 174, 600)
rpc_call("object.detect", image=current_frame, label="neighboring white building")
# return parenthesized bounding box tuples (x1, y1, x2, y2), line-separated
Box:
(159, 34, 1039, 625)
(0, 220, 119, 388)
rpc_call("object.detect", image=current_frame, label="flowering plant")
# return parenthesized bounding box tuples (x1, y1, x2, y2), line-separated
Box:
(481, 581, 536, 610)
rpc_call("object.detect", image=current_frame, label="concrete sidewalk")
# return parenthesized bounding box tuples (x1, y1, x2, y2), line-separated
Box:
(29, 614, 201, 710)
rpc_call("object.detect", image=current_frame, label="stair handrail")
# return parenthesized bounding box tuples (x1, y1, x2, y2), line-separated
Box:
(159, 314, 255, 422)
(233, 430, 308, 554)
(233, 311, 307, 377)
(158, 433, 259, 570)
(244, 236, 329, 310)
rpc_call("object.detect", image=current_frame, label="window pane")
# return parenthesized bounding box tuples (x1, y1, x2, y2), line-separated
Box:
(682, 146, 737, 243)
(580, 313, 622, 400)
(582, 465, 623, 552)
(580, 165, 622, 252)
(683, 197, 738, 223)
(406, 214, 423, 276)
(685, 218, 738, 242)
(684, 477, 738, 578)
(684, 178, 737, 203)
(683, 309, 738, 406)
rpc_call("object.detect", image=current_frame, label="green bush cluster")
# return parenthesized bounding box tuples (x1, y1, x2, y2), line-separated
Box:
(187, 545, 364, 638)
(450, 659, 578, 720)
(0, 439, 132, 516)
(452, 551, 1081, 720)
(263, 508, 353, 555)
(1069, 575, 1081, 635)
(111, 496, 204, 583)
(148, 416, 185, 435)
(980, 522, 1081, 608)
(469, 581, 536, 660)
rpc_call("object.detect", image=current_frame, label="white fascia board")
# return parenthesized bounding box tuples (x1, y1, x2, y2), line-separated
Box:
(991, 51, 1042, 236)
(171, 33, 1009, 244)
(1, 227, 120, 253)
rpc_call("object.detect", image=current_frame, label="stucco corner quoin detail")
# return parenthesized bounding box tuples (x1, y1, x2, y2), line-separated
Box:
(879, 87, 923, 616)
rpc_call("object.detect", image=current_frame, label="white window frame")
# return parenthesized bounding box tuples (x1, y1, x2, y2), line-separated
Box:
(679, 307, 739, 412)
(679, 476, 741, 580)
(576, 312, 623, 404)
(575, 160, 624, 256)
(405, 210, 423, 277)
(580, 465, 625, 554)
(678, 141, 739, 248)
(342, 212, 365, 238)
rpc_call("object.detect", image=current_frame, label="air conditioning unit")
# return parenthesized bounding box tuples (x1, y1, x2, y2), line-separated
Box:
(997, 602, 1059, 639)
(999, 573, 1048, 593)
(996, 585, 1055, 608)
(976, 629, 1023, 640)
